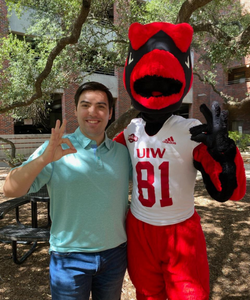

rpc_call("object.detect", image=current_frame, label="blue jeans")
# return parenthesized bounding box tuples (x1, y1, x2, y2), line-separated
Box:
(49, 243, 127, 300)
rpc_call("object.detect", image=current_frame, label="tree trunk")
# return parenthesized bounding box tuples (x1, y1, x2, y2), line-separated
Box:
(106, 106, 139, 139)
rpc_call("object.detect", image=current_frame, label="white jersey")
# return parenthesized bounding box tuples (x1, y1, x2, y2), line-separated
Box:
(124, 115, 201, 226)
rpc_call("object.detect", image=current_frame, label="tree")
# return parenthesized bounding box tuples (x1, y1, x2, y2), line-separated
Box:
(0, 0, 250, 150)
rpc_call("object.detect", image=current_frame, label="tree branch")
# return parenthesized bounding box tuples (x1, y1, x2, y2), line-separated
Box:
(0, 137, 16, 158)
(106, 106, 139, 139)
(236, 24, 250, 48)
(227, 96, 250, 108)
(0, 0, 91, 114)
(193, 71, 231, 103)
(193, 23, 250, 47)
(192, 23, 231, 42)
(194, 72, 250, 107)
(177, 1, 250, 49)
(176, 0, 213, 23)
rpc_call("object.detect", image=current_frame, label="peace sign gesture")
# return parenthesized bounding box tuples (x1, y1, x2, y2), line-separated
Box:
(190, 101, 230, 153)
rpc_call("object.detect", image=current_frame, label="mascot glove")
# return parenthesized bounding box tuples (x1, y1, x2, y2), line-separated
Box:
(190, 101, 235, 158)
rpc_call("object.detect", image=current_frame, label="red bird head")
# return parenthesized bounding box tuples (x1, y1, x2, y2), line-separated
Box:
(124, 22, 193, 115)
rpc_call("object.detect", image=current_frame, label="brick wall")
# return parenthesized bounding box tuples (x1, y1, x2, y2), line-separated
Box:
(63, 83, 79, 133)
(115, 66, 132, 120)
(0, 115, 14, 134)
(0, 0, 8, 37)
(189, 50, 250, 132)
(208, 56, 250, 132)
(114, 1, 132, 120)
(190, 51, 212, 123)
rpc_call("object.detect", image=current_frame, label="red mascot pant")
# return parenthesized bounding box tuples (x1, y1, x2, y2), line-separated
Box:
(126, 210, 210, 300)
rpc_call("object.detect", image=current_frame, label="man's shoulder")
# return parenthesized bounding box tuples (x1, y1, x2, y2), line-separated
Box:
(112, 138, 129, 154)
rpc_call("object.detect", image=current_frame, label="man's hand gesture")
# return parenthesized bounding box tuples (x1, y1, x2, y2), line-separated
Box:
(3, 119, 77, 198)
(42, 119, 77, 164)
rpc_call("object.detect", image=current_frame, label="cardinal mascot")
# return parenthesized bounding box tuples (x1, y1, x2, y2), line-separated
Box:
(114, 22, 246, 300)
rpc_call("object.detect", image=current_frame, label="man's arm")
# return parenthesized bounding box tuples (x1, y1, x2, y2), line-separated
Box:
(3, 120, 77, 198)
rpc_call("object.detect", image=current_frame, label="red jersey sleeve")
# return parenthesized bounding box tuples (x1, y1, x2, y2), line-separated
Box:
(114, 131, 127, 146)
(193, 143, 246, 202)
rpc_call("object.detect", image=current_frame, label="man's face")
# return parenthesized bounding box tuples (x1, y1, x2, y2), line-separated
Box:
(75, 90, 112, 145)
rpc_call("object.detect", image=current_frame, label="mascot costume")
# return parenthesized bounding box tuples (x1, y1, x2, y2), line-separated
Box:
(114, 22, 246, 300)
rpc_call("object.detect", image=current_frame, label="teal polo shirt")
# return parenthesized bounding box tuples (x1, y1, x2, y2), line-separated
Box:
(21, 127, 131, 253)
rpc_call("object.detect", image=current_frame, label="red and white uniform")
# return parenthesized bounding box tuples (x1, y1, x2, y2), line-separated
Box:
(115, 115, 245, 300)
(118, 21, 246, 300)
(115, 116, 210, 300)
(124, 115, 200, 226)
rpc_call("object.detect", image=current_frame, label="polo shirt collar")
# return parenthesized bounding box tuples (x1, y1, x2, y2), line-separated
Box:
(75, 127, 111, 150)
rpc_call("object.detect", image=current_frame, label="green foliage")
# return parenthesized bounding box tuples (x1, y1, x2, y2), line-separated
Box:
(192, 0, 250, 67)
(0, 33, 71, 120)
(1, 0, 250, 121)
(0, 34, 39, 117)
(2, 0, 88, 120)
(228, 131, 250, 152)
(136, 0, 182, 24)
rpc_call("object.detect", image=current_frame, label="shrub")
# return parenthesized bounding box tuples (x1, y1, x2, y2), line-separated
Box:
(228, 131, 250, 152)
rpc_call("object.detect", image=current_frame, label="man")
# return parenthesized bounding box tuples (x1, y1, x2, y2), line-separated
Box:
(3, 81, 131, 300)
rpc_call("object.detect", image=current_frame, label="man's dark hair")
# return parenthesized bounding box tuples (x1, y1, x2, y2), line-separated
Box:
(74, 81, 115, 110)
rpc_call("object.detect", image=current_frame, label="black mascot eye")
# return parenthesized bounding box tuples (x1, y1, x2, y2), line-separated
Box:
(128, 52, 134, 65)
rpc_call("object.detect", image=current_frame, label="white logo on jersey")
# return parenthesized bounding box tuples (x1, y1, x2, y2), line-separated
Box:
(128, 133, 138, 143)
(137, 148, 166, 158)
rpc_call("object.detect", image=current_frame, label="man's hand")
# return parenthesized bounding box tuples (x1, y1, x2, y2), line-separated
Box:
(41, 119, 77, 164)
(189, 101, 230, 153)
(3, 119, 77, 198)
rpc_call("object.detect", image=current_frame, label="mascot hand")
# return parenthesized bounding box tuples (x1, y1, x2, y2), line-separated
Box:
(190, 101, 231, 153)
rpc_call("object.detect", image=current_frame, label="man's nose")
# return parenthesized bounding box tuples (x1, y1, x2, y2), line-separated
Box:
(88, 106, 97, 116)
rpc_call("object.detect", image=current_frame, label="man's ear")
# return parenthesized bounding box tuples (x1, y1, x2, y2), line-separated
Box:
(74, 107, 77, 116)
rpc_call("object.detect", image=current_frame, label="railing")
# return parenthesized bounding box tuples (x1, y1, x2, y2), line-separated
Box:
(0, 134, 50, 159)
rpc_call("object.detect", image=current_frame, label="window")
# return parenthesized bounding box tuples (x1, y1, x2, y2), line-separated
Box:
(228, 67, 246, 85)
(14, 94, 62, 134)
(231, 120, 243, 133)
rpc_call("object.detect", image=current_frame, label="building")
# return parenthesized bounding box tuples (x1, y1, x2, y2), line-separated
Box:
(0, 0, 249, 159)
(190, 0, 250, 132)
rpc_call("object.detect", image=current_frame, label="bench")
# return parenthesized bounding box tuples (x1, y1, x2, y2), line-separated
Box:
(0, 186, 50, 264)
